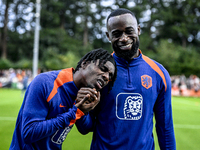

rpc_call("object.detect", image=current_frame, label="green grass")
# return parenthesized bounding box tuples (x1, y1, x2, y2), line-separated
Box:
(170, 96, 200, 150)
(0, 88, 200, 149)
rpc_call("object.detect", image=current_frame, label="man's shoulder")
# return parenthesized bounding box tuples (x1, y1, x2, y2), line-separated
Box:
(31, 70, 62, 86)
(37, 69, 64, 78)
(141, 54, 170, 88)
(142, 54, 168, 73)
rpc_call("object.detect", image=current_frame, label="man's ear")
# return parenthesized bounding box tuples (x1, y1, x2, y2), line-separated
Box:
(81, 61, 90, 69)
(106, 32, 111, 42)
(138, 24, 141, 35)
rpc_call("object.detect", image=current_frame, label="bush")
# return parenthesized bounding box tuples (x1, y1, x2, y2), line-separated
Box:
(154, 40, 200, 77)
(43, 47, 80, 70)
(0, 59, 13, 69)
(15, 59, 32, 69)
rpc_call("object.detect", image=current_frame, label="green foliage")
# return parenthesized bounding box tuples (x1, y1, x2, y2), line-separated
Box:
(42, 47, 80, 70)
(6, 31, 34, 62)
(0, 58, 32, 70)
(39, 27, 92, 56)
(152, 0, 200, 47)
(154, 40, 200, 77)
(139, 32, 155, 53)
(0, 59, 13, 69)
(14, 59, 32, 69)
(1, 0, 200, 75)
(39, 27, 94, 70)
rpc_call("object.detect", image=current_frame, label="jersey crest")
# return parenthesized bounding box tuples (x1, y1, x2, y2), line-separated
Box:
(116, 93, 143, 120)
(141, 75, 152, 89)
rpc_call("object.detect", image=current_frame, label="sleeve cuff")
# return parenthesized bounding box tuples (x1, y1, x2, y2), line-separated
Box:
(69, 105, 85, 126)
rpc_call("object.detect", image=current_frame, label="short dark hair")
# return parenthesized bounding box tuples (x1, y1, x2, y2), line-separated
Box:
(74, 48, 117, 92)
(106, 8, 136, 25)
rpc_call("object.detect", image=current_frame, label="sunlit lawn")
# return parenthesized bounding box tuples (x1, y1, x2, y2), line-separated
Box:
(0, 88, 199, 149)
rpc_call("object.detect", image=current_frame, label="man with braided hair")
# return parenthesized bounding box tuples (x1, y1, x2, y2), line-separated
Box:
(10, 48, 117, 150)
(76, 8, 176, 150)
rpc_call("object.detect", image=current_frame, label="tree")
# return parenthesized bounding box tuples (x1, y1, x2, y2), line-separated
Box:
(1, 0, 10, 59)
(155, 40, 200, 77)
(0, 0, 35, 60)
(1, 0, 200, 76)
(145, 0, 200, 48)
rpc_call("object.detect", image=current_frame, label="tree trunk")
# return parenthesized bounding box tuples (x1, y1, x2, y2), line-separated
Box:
(1, 0, 9, 59)
(83, 17, 88, 46)
(182, 37, 187, 48)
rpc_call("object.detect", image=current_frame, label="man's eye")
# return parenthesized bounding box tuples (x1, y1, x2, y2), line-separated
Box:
(126, 30, 134, 34)
(112, 32, 121, 38)
(100, 67, 107, 72)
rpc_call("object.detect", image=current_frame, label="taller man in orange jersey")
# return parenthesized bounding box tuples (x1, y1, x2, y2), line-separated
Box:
(10, 48, 117, 150)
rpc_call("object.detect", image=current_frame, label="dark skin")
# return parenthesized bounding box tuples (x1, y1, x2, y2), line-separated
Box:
(75, 87, 100, 113)
(106, 13, 141, 61)
(76, 14, 141, 110)
(73, 59, 115, 114)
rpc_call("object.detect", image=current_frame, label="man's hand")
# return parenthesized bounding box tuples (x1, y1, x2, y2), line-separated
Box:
(75, 87, 100, 114)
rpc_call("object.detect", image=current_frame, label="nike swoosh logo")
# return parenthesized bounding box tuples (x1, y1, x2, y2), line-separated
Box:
(59, 103, 66, 107)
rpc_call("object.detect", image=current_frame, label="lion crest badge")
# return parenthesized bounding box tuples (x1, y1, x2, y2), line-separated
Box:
(116, 93, 143, 120)
(141, 75, 152, 89)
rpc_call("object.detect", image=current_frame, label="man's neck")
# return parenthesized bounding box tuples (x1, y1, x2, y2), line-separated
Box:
(131, 49, 140, 59)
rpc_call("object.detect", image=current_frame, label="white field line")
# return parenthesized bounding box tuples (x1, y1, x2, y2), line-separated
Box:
(0, 117, 16, 121)
(174, 124, 200, 129)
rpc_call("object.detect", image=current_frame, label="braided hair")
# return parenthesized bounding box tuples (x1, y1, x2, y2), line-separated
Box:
(74, 48, 117, 92)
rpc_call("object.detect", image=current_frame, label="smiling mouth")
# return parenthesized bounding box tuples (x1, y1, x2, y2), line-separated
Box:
(119, 43, 132, 50)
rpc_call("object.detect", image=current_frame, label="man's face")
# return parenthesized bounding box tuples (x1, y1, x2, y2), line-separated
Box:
(106, 13, 140, 60)
(82, 60, 115, 91)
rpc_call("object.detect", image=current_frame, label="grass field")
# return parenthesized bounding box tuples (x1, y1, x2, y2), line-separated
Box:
(0, 88, 200, 150)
